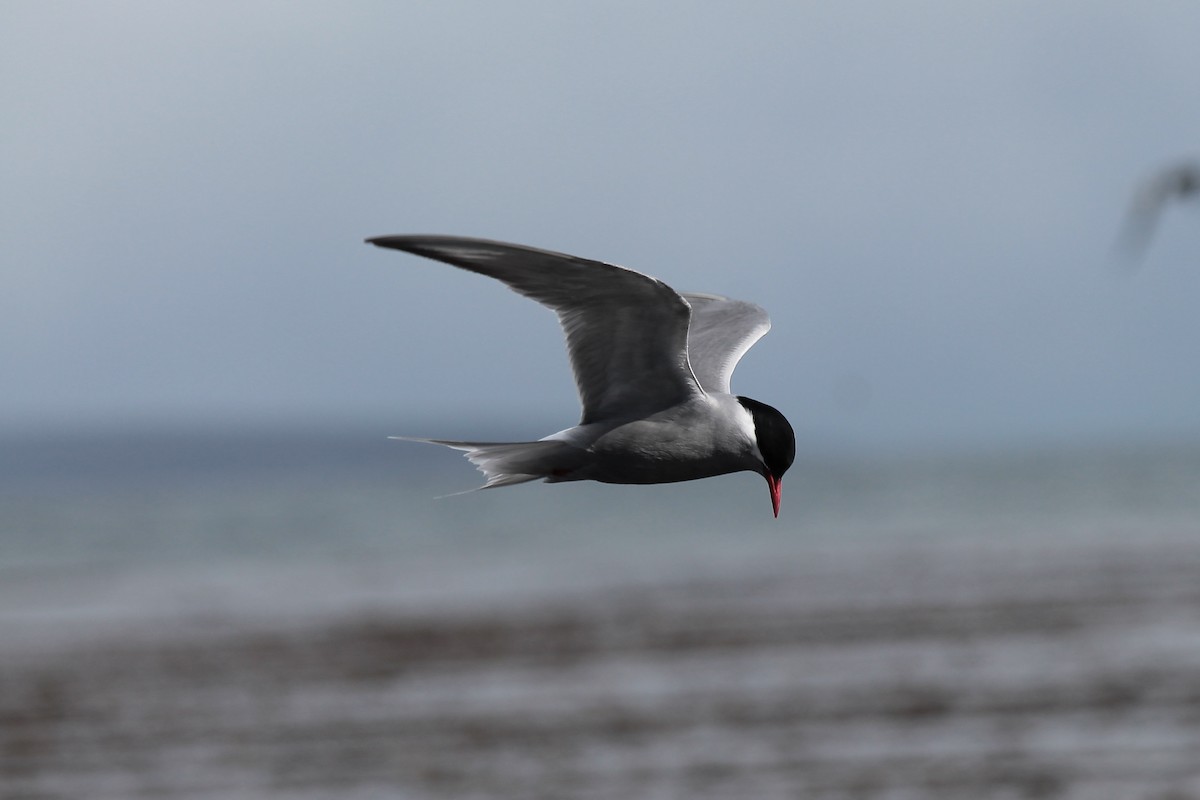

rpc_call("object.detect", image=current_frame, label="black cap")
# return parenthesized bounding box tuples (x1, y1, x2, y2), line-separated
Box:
(737, 396, 795, 478)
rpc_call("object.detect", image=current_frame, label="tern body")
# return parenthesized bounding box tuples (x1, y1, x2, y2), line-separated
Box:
(366, 235, 795, 516)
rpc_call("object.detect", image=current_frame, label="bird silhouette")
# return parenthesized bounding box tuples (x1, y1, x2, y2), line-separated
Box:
(1115, 160, 1200, 266)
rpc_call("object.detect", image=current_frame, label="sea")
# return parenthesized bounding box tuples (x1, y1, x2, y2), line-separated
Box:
(2, 428, 1200, 799)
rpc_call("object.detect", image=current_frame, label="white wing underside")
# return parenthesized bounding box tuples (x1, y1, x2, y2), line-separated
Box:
(681, 292, 771, 395)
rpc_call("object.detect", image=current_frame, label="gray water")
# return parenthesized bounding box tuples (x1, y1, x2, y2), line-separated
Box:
(3, 430, 1200, 798)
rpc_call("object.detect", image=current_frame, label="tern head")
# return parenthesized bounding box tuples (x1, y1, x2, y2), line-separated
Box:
(737, 397, 796, 518)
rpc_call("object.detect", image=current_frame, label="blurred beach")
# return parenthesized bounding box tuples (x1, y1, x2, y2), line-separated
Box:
(3, 430, 1200, 799)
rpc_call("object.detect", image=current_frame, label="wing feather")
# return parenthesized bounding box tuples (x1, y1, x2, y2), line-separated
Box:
(681, 292, 771, 395)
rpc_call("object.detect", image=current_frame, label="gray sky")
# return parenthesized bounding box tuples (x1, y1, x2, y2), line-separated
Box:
(4, 2, 1200, 451)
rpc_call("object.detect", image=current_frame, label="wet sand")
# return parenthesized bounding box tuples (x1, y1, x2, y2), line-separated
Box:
(4, 536, 1200, 799)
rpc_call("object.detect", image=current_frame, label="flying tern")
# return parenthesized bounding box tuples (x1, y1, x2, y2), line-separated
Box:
(366, 235, 796, 516)
(1115, 160, 1200, 264)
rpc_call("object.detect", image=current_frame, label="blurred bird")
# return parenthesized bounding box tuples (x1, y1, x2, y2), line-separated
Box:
(366, 235, 796, 517)
(1115, 160, 1200, 266)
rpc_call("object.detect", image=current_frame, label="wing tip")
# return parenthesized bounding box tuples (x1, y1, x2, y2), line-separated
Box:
(365, 235, 407, 249)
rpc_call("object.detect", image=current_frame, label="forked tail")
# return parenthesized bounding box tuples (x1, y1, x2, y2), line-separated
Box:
(391, 437, 582, 489)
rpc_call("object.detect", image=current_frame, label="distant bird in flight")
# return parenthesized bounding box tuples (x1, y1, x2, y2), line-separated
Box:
(1115, 160, 1200, 265)
(366, 235, 796, 517)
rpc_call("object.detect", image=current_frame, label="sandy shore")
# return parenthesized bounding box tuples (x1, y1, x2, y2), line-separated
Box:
(4, 535, 1200, 799)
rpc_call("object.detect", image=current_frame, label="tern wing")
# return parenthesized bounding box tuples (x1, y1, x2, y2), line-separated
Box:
(1117, 176, 1175, 260)
(368, 235, 701, 424)
(680, 292, 771, 395)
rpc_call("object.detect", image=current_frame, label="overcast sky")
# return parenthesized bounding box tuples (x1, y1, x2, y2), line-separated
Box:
(4, 2, 1200, 451)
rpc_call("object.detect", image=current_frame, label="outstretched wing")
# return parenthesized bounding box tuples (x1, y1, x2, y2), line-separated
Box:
(681, 292, 771, 395)
(368, 235, 702, 424)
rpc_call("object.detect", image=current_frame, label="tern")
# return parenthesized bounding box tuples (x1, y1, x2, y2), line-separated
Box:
(1115, 160, 1200, 264)
(366, 235, 795, 517)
